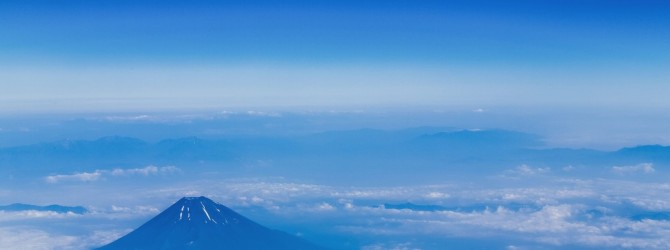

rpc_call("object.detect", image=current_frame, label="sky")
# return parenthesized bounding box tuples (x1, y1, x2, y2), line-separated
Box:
(1, 0, 669, 112)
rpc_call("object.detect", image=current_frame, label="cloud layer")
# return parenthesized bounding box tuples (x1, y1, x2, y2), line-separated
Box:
(8, 164, 670, 249)
(140, 175, 670, 249)
(45, 166, 180, 184)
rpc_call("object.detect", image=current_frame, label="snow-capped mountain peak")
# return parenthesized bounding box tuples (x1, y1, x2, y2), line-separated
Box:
(98, 196, 324, 250)
(171, 196, 241, 225)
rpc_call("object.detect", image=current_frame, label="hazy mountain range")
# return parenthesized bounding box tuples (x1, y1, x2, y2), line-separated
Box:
(1, 128, 668, 183)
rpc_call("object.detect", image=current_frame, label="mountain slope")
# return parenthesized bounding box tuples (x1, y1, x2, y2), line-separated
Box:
(97, 196, 323, 250)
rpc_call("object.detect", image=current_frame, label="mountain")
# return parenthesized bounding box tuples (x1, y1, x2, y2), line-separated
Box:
(613, 145, 670, 162)
(413, 129, 542, 150)
(98, 196, 324, 250)
(3, 130, 670, 184)
(0, 203, 87, 214)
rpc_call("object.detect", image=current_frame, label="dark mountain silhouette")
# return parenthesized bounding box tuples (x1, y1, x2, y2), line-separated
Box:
(97, 196, 324, 250)
(613, 145, 670, 162)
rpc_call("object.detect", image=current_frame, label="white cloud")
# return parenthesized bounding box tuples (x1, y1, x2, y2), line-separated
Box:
(185, 178, 670, 249)
(0, 228, 79, 250)
(92, 113, 218, 123)
(424, 192, 449, 199)
(217, 110, 283, 117)
(612, 163, 655, 174)
(314, 202, 336, 212)
(17, 177, 670, 249)
(45, 171, 103, 183)
(0, 204, 161, 223)
(246, 110, 282, 117)
(109, 205, 159, 214)
(0, 227, 127, 250)
(110, 165, 180, 176)
(102, 115, 151, 122)
(341, 203, 670, 249)
(45, 165, 181, 183)
(0, 210, 81, 222)
(82, 230, 130, 249)
(362, 242, 421, 250)
(506, 164, 551, 177)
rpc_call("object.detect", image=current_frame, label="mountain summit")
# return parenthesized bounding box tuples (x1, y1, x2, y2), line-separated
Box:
(98, 196, 324, 250)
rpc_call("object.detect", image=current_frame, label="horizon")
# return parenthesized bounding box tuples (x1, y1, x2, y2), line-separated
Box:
(0, 110, 668, 150)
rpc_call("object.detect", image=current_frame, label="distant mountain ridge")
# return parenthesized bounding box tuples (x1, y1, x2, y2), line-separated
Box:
(2, 129, 669, 182)
(614, 145, 670, 160)
(416, 129, 542, 148)
(98, 196, 324, 250)
(0, 203, 87, 214)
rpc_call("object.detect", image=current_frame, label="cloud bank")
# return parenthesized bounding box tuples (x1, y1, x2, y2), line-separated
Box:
(45, 166, 180, 184)
(612, 163, 655, 174)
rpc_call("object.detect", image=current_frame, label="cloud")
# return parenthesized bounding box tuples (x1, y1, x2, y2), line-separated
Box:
(109, 205, 159, 214)
(96, 113, 216, 123)
(245, 110, 282, 117)
(423, 192, 449, 199)
(179, 178, 670, 249)
(0, 227, 127, 250)
(298, 202, 337, 213)
(102, 114, 152, 122)
(82, 230, 130, 249)
(16, 176, 670, 249)
(45, 165, 180, 183)
(507, 164, 551, 177)
(362, 242, 421, 250)
(0, 228, 79, 250)
(0, 210, 81, 222)
(109, 166, 180, 176)
(93, 205, 161, 219)
(612, 163, 655, 174)
(45, 172, 103, 183)
(218, 110, 282, 117)
(340, 202, 670, 249)
(0, 204, 160, 222)
(562, 165, 575, 172)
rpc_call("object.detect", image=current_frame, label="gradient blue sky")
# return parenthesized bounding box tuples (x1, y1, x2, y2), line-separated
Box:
(1, 0, 669, 112)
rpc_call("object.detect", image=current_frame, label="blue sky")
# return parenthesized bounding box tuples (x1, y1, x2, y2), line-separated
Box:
(1, 0, 669, 111)
(3, 0, 669, 64)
